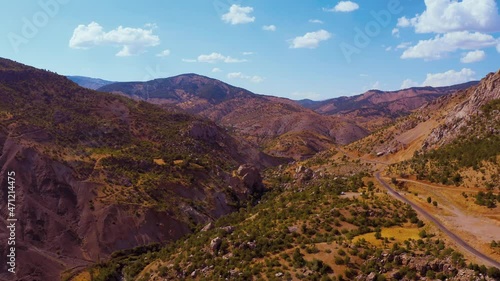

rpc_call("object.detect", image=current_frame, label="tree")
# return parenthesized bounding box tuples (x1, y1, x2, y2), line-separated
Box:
(367, 181, 375, 191)
(292, 248, 305, 267)
(487, 267, 500, 279)
(427, 197, 432, 204)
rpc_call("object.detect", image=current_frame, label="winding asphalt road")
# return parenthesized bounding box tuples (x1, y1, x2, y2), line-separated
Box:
(374, 172, 500, 269)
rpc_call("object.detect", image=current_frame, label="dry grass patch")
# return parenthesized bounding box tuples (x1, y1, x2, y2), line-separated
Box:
(353, 226, 421, 247)
(153, 158, 166, 165)
(69, 270, 93, 281)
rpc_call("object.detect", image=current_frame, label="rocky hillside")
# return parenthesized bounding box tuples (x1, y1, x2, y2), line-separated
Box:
(348, 69, 500, 189)
(299, 82, 477, 131)
(71, 155, 500, 281)
(96, 74, 368, 160)
(349, 70, 498, 157)
(0, 58, 279, 281)
(424, 71, 500, 148)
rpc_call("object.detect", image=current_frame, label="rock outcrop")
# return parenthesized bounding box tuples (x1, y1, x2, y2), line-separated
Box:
(425, 70, 500, 148)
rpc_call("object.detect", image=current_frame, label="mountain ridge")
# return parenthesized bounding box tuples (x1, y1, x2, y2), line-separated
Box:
(67, 76, 115, 90)
(0, 57, 279, 280)
(96, 74, 369, 160)
(297, 81, 479, 131)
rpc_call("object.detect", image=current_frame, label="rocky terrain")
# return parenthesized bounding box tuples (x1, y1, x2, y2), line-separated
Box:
(0, 58, 279, 281)
(424, 71, 500, 148)
(348, 70, 500, 160)
(72, 151, 500, 281)
(1, 58, 498, 281)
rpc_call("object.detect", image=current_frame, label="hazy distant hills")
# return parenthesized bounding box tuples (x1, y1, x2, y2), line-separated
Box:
(297, 82, 478, 131)
(97, 74, 369, 159)
(67, 75, 115, 90)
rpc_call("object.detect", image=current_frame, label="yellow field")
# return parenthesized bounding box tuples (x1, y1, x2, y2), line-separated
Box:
(353, 226, 421, 246)
(69, 271, 92, 281)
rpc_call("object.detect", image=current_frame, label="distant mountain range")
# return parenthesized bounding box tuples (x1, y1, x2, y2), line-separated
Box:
(296, 82, 479, 131)
(95, 74, 368, 159)
(349, 69, 499, 165)
(67, 75, 115, 90)
(73, 74, 475, 159)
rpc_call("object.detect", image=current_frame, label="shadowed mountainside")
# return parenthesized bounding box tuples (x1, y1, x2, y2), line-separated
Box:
(0, 58, 280, 281)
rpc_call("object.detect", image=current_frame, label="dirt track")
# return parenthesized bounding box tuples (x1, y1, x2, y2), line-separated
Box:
(375, 172, 500, 269)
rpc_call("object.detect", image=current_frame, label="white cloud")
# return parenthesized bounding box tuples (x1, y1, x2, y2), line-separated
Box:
(156, 49, 170, 57)
(262, 25, 276, 31)
(222, 5, 255, 25)
(144, 23, 158, 29)
(401, 31, 499, 60)
(227, 72, 263, 83)
(460, 50, 486, 63)
(197, 52, 247, 63)
(497, 43, 500, 53)
(289, 30, 332, 49)
(371, 81, 381, 89)
(396, 42, 412, 49)
(212, 68, 222, 73)
(385, 46, 393, 51)
(392, 28, 400, 38)
(401, 79, 420, 89)
(69, 22, 160, 56)
(397, 16, 413, 28)
(242, 51, 254, 55)
(198, 53, 224, 63)
(422, 68, 476, 87)
(182, 59, 197, 63)
(324, 1, 359, 13)
(309, 19, 324, 24)
(227, 72, 241, 79)
(400, 69, 477, 89)
(399, 0, 500, 34)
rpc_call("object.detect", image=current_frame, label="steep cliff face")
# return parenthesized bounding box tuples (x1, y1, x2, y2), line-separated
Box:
(0, 58, 271, 281)
(0, 140, 192, 280)
(424, 70, 500, 148)
(348, 70, 500, 160)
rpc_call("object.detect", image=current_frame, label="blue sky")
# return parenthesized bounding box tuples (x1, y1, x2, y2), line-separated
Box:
(1, 0, 499, 100)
